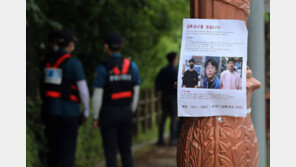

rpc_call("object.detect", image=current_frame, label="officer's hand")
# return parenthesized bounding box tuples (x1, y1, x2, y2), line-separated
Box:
(93, 120, 99, 130)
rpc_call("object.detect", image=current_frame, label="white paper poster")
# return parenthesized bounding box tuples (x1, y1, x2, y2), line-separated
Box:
(178, 19, 248, 117)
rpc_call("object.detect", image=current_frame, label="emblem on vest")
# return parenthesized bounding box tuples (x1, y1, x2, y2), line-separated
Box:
(109, 74, 132, 82)
(44, 68, 63, 85)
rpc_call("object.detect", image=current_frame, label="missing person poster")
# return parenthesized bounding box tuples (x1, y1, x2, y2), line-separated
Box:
(178, 19, 248, 117)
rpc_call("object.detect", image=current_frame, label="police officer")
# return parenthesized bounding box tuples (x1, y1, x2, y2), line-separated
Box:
(155, 52, 178, 146)
(40, 31, 61, 120)
(92, 32, 141, 167)
(182, 58, 199, 88)
(41, 29, 90, 167)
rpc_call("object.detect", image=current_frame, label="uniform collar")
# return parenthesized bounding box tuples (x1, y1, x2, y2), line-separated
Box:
(59, 48, 70, 55)
(110, 53, 121, 58)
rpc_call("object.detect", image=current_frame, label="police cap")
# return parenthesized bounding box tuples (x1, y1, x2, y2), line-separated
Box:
(58, 29, 77, 47)
(104, 32, 122, 51)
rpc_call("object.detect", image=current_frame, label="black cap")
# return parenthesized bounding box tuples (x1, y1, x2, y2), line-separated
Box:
(58, 29, 77, 46)
(104, 32, 122, 51)
(189, 58, 195, 64)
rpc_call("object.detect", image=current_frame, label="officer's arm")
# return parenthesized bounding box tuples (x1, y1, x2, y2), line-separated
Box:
(92, 65, 107, 120)
(131, 62, 141, 112)
(92, 88, 104, 120)
(131, 85, 140, 113)
(77, 80, 90, 117)
(73, 59, 90, 118)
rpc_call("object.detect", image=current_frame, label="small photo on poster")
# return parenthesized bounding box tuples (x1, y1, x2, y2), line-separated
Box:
(181, 56, 243, 90)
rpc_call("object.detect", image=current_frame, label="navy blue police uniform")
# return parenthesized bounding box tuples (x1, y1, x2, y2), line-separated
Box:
(41, 48, 85, 167)
(155, 64, 178, 145)
(93, 53, 141, 167)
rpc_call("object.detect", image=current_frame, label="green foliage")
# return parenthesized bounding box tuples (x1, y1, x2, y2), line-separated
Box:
(75, 100, 104, 166)
(26, 97, 105, 166)
(26, 0, 63, 29)
(26, 97, 47, 167)
(26, 0, 189, 96)
(26, 126, 40, 167)
(264, 13, 270, 22)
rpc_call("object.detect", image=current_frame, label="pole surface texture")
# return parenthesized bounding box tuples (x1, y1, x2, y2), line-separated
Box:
(177, 0, 261, 167)
(247, 0, 266, 166)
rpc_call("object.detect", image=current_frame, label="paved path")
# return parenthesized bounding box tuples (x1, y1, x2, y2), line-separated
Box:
(134, 145, 177, 167)
(94, 135, 177, 167)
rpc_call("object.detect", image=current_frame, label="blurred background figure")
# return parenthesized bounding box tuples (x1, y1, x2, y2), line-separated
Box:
(40, 29, 90, 167)
(155, 52, 178, 146)
(92, 32, 141, 167)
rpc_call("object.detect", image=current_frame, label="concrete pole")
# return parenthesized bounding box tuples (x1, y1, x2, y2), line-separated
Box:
(247, 0, 266, 167)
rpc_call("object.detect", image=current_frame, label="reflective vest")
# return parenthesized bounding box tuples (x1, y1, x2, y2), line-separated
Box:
(102, 57, 134, 106)
(43, 53, 80, 103)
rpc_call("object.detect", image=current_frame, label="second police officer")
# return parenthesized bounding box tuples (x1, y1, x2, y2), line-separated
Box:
(92, 32, 141, 167)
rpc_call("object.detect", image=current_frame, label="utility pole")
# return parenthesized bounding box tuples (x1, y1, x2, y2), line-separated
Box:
(247, 0, 266, 166)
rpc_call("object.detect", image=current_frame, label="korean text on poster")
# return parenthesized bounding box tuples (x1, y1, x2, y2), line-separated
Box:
(178, 19, 248, 117)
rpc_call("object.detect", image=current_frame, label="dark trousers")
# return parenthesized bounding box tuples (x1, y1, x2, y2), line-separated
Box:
(99, 105, 134, 167)
(45, 115, 79, 167)
(158, 94, 178, 143)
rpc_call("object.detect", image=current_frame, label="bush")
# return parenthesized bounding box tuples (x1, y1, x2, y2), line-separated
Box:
(26, 96, 104, 167)
(26, 97, 47, 167)
(75, 100, 104, 166)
